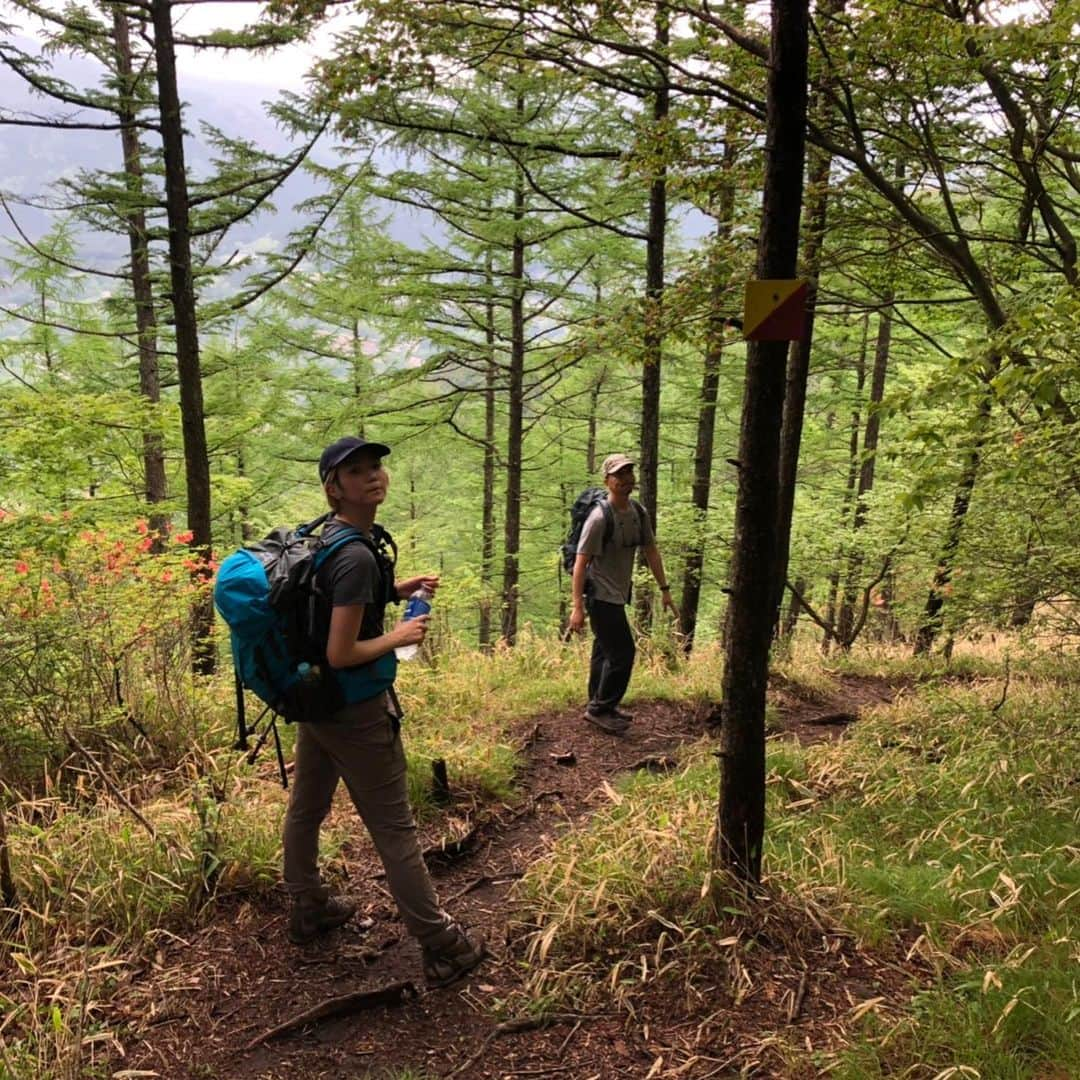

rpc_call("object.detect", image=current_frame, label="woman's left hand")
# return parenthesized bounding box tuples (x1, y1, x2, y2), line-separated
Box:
(396, 573, 441, 600)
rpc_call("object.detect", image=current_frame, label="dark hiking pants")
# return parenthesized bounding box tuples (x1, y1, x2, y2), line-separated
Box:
(282, 692, 449, 944)
(587, 598, 635, 713)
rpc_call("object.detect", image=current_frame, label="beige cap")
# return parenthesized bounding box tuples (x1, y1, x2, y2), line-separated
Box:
(602, 453, 636, 477)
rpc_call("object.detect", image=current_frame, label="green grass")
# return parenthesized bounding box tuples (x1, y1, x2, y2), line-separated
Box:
(4, 635, 1076, 1079)
(512, 657, 1080, 1077)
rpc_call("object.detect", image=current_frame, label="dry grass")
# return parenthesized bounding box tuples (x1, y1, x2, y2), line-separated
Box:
(510, 654, 1080, 1077)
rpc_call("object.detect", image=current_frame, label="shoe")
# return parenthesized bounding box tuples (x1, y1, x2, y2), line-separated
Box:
(421, 922, 487, 988)
(611, 707, 634, 723)
(584, 708, 629, 734)
(288, 893, 358, 944)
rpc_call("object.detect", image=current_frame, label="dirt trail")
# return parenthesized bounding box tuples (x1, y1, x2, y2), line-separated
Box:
(117, 675, 908, 1079)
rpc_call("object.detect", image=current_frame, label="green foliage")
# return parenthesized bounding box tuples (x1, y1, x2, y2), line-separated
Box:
(0, 514, 211, 788)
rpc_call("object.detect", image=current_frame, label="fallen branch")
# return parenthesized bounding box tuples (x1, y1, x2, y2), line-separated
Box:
(65, 728, 176, 851)
(787, 970, 809, 1022)
(444, 871, 524, 905)
(244, 980, 417, 1050)
(447, 1013, 590, 1077)
(518, 722, 542, 752)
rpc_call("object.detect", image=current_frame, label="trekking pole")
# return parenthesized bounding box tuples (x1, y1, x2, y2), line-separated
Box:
(233, 671, 248, 752)
(270, 716, 288, 789)
(244, 703, 276, 766)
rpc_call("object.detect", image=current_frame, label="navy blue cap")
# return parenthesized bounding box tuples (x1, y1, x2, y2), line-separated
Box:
(318, 436, 391, 482)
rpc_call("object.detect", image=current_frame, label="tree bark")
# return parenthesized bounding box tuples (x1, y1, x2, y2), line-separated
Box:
(772, 0, 844, 629)
(715, 0, 809, 887)
(678, 213, 731, 653)
(479, 248, 497, 652)
(913, 396, 992, 655)
(113, 8, 168, 542)
(838, 295, 893, 643)
(824, 313, 868, 652)
(773, 140, 831, 628)
(782, 576, 807, 638)
(150, 0, 214, 672)
(636, 2, 669, 627)
(500, 131, 526, 646)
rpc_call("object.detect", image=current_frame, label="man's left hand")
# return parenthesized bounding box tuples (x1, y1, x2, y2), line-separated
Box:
(661, 592, 679, 617)
(396, 574, 440, 599)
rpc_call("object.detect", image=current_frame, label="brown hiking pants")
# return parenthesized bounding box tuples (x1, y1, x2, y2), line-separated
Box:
(282, 691, 449, 943)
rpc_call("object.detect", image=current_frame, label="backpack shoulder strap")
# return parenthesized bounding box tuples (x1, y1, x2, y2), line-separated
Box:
(630, 500, 650, 546)
(598, 498, 616, 548)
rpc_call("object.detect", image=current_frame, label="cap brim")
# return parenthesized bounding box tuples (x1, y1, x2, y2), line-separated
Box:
(334, 443, 390, 469)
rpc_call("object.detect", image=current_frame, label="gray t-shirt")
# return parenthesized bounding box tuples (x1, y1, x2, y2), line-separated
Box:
(577, 500, 654, 605)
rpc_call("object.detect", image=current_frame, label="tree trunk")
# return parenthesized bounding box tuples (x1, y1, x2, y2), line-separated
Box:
(782, 576, 807, 638)
(586, 329, 604, 478)
(1008, 533, 1039, 628)
(678, 234, 730, 652)
(150, 0, 214, 673)
(772, 0, 844, 628)
(636, 3, 669, 627)
(500, 141, 526, 646)
(715, 0, 809, 887)
(913, 396, 992, 654)
(825, 314, 868, 651)
(113, 8, 168, 543)
(773, 139, 831, 628)
(838, 298, 893, 644)
(479, 250, 497, 652)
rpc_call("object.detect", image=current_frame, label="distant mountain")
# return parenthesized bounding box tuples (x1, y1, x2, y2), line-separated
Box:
(0, 35, 360, 290)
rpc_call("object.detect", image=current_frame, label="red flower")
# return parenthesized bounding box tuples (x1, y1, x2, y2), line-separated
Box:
(138, 537, 154, 552)
(15, 560, 29, 575)
(175, 530, 194, 545)
(136, 520, 149, 535)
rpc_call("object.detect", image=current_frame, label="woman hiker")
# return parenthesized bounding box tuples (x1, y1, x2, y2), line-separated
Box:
(282, 435, 486, 989)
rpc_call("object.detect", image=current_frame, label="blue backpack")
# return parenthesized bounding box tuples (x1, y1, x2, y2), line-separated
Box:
(213, 513, 398, 782)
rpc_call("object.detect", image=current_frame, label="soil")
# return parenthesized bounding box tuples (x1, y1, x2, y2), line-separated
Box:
(114, 674, 924, 1079)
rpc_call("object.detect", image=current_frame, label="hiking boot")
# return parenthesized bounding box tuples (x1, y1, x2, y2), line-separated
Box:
(610, 707, 634, 723)
(584, 708, 629, 735)
(288, 893, 358, 945)
(421, 922, 487, 988)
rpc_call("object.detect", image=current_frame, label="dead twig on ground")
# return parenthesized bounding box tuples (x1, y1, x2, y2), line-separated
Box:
(65, 728, 177, 851)
(444, 872, 524, 905)
(243, 980, 417, 1049)
(518, 722, 542, 751)
(446, 1013, 591, 1078)
(787, 970, 809, 1022)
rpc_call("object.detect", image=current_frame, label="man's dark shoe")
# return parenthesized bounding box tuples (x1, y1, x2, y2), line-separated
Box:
(610, 707, 634, 723)
(288, 894, 358, 945)
(422, 922, 487, 988)
(584, 708, 629, 735)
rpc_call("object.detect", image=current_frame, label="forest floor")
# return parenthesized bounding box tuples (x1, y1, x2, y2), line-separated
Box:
(116, 673, 923, 1079)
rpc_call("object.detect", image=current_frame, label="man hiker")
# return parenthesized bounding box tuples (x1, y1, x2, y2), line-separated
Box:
(567, 453, 679, 734)
(283, 435, 485, 988)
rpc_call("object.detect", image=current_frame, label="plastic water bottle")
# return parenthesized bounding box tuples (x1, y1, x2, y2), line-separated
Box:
(394, 585, 433, 661)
